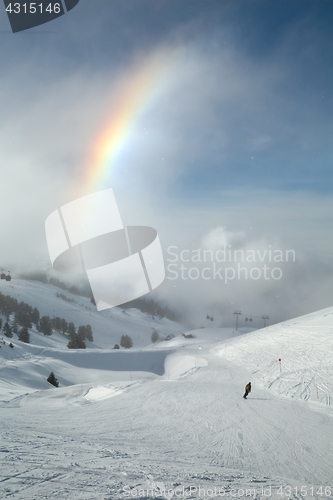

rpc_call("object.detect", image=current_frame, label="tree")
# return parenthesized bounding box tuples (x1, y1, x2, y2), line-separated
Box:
(77, 325, 87, 340)
(15, 310, 32, 328)
(67, 334, 86, 349)
(3, 321, 13, 338)
(151, 330, 160, 343)
(39, 316, 52, 336)
(113, 344, 120, 349)
(51, 316, 62, 332)
(60, 318, 68, 335)
(31, 307, 40, 325)
(86, 324, 93, 342)
(67, 322, 76, 339)
(18, 327, 30, 343)
(120, 334, 133, 349)
(47, 371, 59, 387)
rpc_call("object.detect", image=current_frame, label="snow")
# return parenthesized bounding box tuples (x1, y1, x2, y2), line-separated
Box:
(217, 308, 333, 405)
(0, 279, 332, 499)
(0, 279, 184, 349)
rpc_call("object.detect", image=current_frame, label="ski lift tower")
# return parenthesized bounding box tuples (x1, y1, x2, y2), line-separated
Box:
(262, 315, 269, 328)
(233, 310, 242, 331)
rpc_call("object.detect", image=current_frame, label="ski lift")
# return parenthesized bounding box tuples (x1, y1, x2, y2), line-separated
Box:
(1, 269, 6, 280)
(210, 316, 214, 321)
(249, 317, 253, 322)
(245, 317, 248, 321)
(206, 314, 210, 320)
(6, 274, 11, 281)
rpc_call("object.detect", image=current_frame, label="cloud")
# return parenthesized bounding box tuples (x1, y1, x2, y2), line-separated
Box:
(155, 216, 333, 328)
(202, 226, 247, 249)
(1, 14, 333, 326)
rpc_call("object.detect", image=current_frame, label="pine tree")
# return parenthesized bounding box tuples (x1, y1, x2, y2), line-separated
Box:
(15, 310, 32, 328)
(60, 318, 68, 335)
(67, 334, 86, 349)
(3, 321, 13, 338)
(31, 307, 40, 325)
(67, 322, 76, 339)
(47, 371, 59, 387)
(120, 334, 133, 349)
(86, 324, 93, 342)
(151, 330, 160, 343)
(39, 316, 52, 336)
(52, 316, 62, 332)
(18, 327, 30, 343)
(77, 325, 87, 340)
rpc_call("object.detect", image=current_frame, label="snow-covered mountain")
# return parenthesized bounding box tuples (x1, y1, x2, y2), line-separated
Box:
(0, 278, 332, 499)
(0, 278, 184, 349)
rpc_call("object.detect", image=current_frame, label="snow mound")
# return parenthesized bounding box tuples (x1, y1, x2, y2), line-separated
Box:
(84, 385, 123, 401)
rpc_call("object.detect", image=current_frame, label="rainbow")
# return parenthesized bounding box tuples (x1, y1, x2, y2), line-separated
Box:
(82, 47, 186, 193)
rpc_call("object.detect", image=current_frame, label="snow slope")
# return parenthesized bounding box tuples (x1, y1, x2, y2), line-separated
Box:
(0, 279, 250, 398)
(0, 278, 184, 349)
(217, 307, 333, 405)
(0, 281, 332, 499)
(1, 344, 332, 499)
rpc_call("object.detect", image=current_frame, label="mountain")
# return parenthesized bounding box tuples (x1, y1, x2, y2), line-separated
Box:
(0, 277, 332, 499)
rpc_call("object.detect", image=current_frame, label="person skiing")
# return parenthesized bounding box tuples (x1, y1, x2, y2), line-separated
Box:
(243, 382, 251, 399)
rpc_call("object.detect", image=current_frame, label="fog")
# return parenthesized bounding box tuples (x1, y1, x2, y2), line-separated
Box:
(1, 2, 333, 327)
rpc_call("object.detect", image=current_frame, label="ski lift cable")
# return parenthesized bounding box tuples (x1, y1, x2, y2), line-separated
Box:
(230, 312, 265, 319)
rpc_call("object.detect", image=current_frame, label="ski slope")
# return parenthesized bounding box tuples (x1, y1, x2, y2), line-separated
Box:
(0, 280, 332, 499)
(217, 308, 333, 405)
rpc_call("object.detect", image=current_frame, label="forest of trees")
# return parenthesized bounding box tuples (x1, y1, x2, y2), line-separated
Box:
(0, 291, 93, 349)
(0, 272, 180, 352)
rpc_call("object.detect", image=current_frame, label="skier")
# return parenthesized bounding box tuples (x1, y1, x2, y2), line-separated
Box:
(243, 382, 251, 399)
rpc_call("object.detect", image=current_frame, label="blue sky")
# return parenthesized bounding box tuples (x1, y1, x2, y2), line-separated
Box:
(1, 0, 333, 324)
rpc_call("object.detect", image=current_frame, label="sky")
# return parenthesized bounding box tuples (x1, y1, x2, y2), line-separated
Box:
(1, 0, 333, 327)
